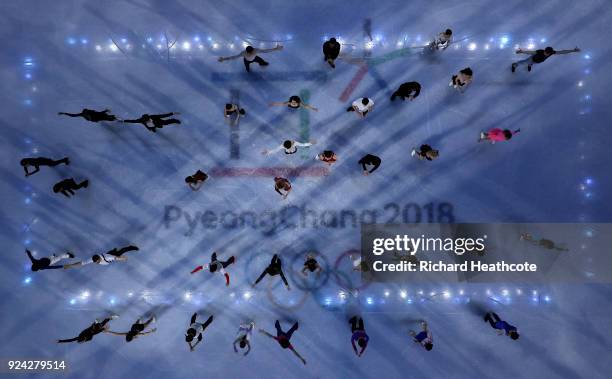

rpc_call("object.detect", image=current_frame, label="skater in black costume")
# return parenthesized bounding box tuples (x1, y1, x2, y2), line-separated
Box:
(349, 316, 369, 357)
(52, 178, 88, 198)
(107, 316, 157, 342)
(301, 253, 323, 277)
(57, 315, 118, 343)
(21, 157, 69, 177)
(322, 37, 341, 68)
(64, 245, 139, 269)
(411, 145, 439, 161)
(253, 254, 290, 290)
(185, 170, 208, 191)
(218, 44, 283, 72)
(191, 251, 236, 286)
(186, 313, 214, 351)
(390, 82, 421, 102)
(25, 249, 75, 271)
(484, 311, 519, 340)
(259, 320, 306, 365)
(449, 67, 473, 92)
(512, 46, 580, 72)
(273, 177, 292, 199)
(269, 96, 318, 111)
(358, 154, 381, 175)
(122, 112, 181, 133)
(58, 109, 117, 123)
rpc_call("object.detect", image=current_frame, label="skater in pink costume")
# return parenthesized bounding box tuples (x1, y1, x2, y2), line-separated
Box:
(479, 128, 520, 143)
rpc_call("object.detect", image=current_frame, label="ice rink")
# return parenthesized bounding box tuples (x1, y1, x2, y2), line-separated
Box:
(1, 0, 611, 378)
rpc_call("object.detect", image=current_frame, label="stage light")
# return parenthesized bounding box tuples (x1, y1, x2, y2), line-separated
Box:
(365, 41, 374, 50)
(80, 290, 90, 299)
(443, 291, 451, 299)
(193, 36, 200, 42)
(69, 299, 76, 305)
(468, 43, 477, 51)
(502, 289, 509, 296)
(324, 297, 332, 306)
(366, 297, 373, 305)
(80, 38, 88, 44)
(23, 277, 32, 284)
(243, 291, 252, 300)
(578, 80, 584, 87)
(66, 37, 77, 45)
(384, 290, 390, 297)
(109, 44, 118, 52)
(459, 289, 464, 295)
(184, 291, 192, 300)
(212, 43, 219, 50)
(95, 45, 102, 51)
(182, 41, 191, 51)
(120, 38, 127, 44)
(500, 36, 509, 44)
(400, 290, 407, 299)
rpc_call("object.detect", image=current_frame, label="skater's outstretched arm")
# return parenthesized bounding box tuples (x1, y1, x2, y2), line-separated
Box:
(258, 329, 275, 339)
(106, 331, 128, 336)
(138, 328, 157, 336)
(152, 112, 176, 118)
(191, 264, 208, 274)
(515, 48, 536, 55)
(57, 337, 80, 343)
(262, 145, 285, 155)
(301, 103, 318, 112)
(218, 52, 244, 62)
(122, 118, 144, 124)
(258, 44, 283, 54)
(269, 101, 290, 107)
(294, 141, 314, 147)
(25, 249, 36, 264)
(58, 112, 83, 117)
(556, 47, 580, 54)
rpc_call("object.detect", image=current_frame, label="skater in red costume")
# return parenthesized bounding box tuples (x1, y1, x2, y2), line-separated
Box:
(191, 252, 236, 286)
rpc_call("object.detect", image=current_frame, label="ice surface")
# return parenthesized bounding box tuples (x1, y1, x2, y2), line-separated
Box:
(1, 0, 611, 378)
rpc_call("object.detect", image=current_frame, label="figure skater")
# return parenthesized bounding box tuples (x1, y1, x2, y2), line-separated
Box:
(253, 254, 290, 290)
(191, 251, 236, 286)
(323, 37, 341, 68)
(52, 178, 88, 198)
(224, 103, 246, 118)
(107, 316, 157, 342)
(430, 29, 453, 50)
(390, 82, 421, 102)
(122, 112, 181, 133)
(449, 67, 473, 92)
(358, 154, 381, 175)
(512, 46, 580, 72)
(349, 316, 369, 357)
(269, 96, 318, 111)
(301, 253, 323, 277)
(411, 145, 439, 161)
(262, 140, 315, 156)
(57, 315, 118, 343)
(347, 97, 374, 118)
(64, 245, 139, 269)
(58, 109, 117, 123)
(185, 170, 208, 191)
(350, 254, 370, 272)
(484, 311, 519, 340)
(21, 157, 69, 177)
(409, 320, 433, 351)
(274, 177, 292, 199)
(259, 321, 306, 365)
(186, 313, 214, 351)
(26, 249, 74, 271)
(218, 44, 283, 72)
(520, 233, 569, 251)
(478, 128, 520, 144)
(233, 322, 255, 356)
(315, 150, 337, 165)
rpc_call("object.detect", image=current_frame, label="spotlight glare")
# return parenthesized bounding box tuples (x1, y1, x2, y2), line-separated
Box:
(182, 41, 191, 51)
(468, 42, 477, 51)
(400, 290, 407, 299)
